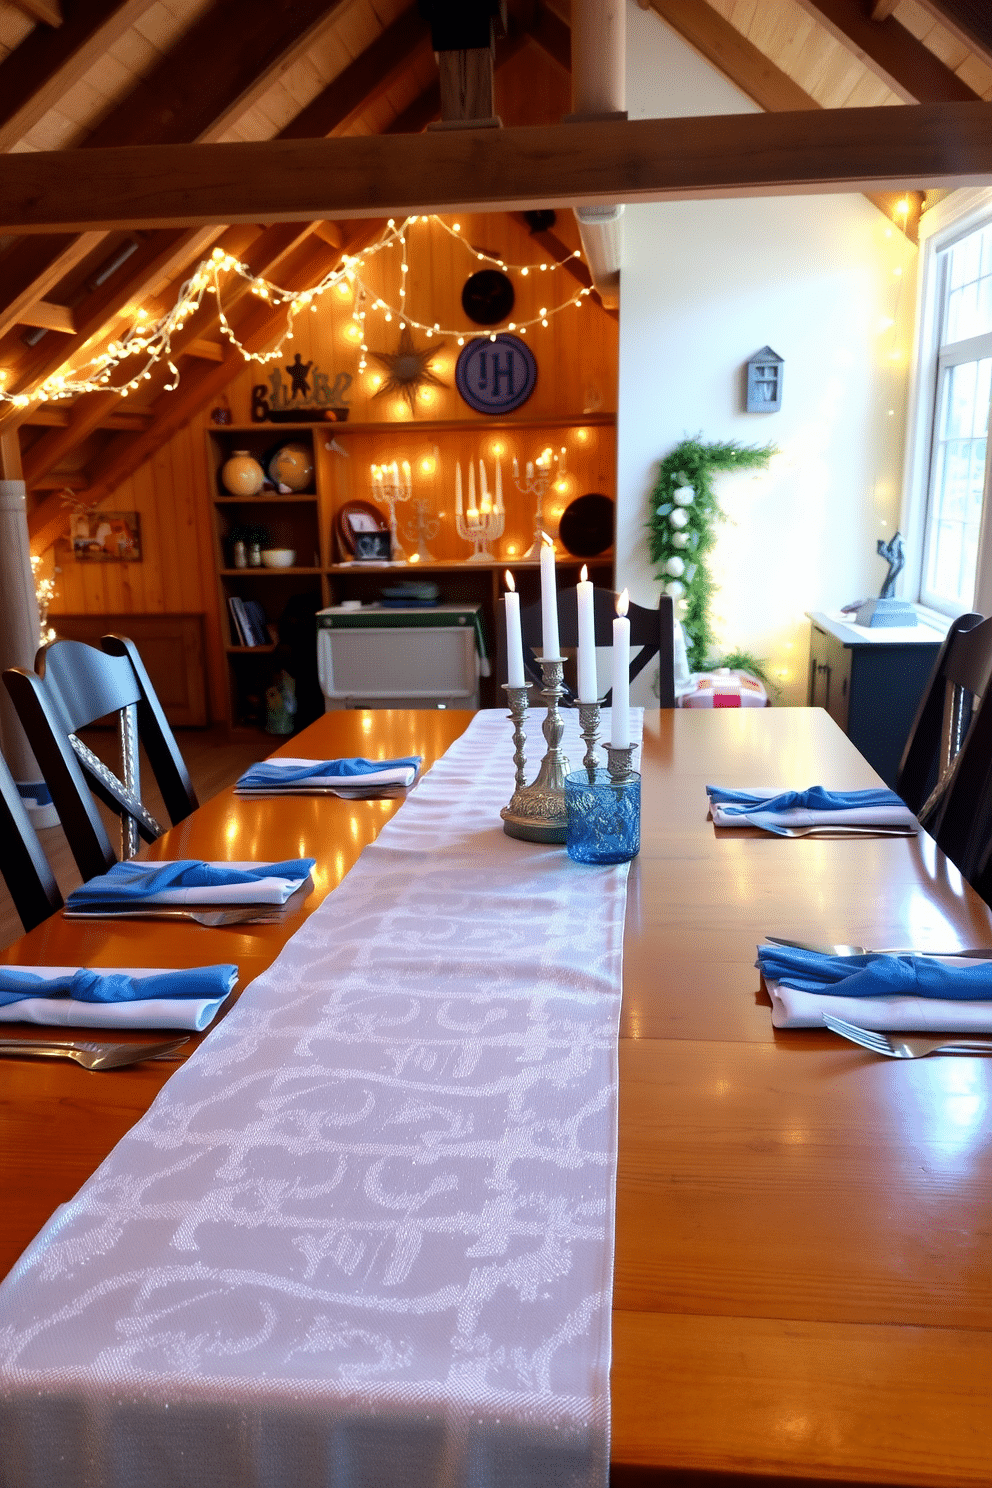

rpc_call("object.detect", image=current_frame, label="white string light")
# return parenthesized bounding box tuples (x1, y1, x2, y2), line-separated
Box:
(0, 215, 593, 410)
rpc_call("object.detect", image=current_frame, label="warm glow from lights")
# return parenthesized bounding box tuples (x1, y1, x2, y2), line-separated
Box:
(369, 373, 382, 388)
(490, 439, 505, 457)
(575, 427, 591, 444)
(409, 552, 420, 563)
(505, 570, 516, 591)
(616, 589, 629, 618)
(506, 544, 518, 557)
(420, 387, 434, 404)
(420, 455, 436, 475)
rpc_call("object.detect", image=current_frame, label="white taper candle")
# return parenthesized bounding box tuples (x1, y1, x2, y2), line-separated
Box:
(504, 571, 524, 688)
(576, 564, 597, 703)
(612, 589, 631, 748)
(540, 532, 560, 659)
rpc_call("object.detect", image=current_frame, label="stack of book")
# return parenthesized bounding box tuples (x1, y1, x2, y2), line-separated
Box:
(228, 596, 270, 647)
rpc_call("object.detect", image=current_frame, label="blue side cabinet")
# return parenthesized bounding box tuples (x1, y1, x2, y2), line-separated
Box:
(806, 611, 946, 788)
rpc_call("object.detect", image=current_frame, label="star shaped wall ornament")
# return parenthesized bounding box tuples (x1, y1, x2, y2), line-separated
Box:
(368, 325, 448, 415)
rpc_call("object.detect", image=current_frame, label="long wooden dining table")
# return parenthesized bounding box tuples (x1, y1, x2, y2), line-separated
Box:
(2, 704, 992, 1487)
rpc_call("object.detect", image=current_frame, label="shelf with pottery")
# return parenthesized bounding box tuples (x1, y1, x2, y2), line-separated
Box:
(206, 425, 331, 729)
(205, 420, 616, 725)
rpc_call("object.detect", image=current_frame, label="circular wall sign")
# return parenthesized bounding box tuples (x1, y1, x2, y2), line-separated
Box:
(455, 334, 537, 416)
(461, 269, 515, 326)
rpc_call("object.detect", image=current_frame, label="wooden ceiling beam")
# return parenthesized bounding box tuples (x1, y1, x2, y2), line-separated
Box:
(643, 0, 926, 235)
(279, 5, 432, 140)
(0, 0, 155, 153)
(913, 1, 992, 71)
(0, 234, 106, 342)
(22, 407, 152, 430)
(184, 339, 225, 362)
(3, 104, 990, 231)
(509, 210, 617, 318)
(83, 0, 352, 151)
(17, 301, 76, 334)
(8, 0, 62, 27)
(792, 0, 978, 103)
(0, 0, 350, 368)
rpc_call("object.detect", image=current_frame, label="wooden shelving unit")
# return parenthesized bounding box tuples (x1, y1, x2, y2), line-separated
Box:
(206, 417, 616, 726)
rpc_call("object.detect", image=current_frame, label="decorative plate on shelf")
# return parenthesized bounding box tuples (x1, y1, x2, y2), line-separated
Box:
(461, 269, 515, 326)
(558, 492, 614, 558)
(336, 500, 389, 559)
(455, 333, 536, 415)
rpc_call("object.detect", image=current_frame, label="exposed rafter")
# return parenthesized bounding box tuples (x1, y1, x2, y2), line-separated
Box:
(913, 0, 992, 71)
(279, 5, 432, 140)
(8, 0, 62, 26)
(26, 225, 385, 550)
(0, 0, 351, 356)
(3, 104, 989, 233)
(792, 0, 978, 103)
(21, 223, 316, 485)
(637, 0, 929, 235)
(0, 0, 154, 152)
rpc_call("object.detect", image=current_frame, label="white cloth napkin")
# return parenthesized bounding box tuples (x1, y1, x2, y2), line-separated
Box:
(0, 966, 238, 1031)
(767, 960, 992, 1031)
(77, 860, 311, 906)
(709, 786, 918, 832)
(234, 757, 419, 797)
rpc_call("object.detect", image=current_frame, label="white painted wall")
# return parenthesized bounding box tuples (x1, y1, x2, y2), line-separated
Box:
(617, 3, 917, 703)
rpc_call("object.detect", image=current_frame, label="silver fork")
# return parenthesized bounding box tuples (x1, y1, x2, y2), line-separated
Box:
(774, 825, 918, 838)
(822, 1013, 992, 1059)
(0, 1037, 189, 1070)
(63, 907, 284, 926)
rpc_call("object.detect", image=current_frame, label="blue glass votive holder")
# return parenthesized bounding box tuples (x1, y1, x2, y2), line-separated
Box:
(565, 768, 641, 864)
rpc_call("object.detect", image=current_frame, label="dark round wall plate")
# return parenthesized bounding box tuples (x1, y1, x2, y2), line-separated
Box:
(558, 492, 615, 558)
(461, 269, 515, 326)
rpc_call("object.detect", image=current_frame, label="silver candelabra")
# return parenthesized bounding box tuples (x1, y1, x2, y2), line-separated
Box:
(513, 449, 559, 560)
(372, 462, 413, 563)
(404, 499, 439, 562)
(455, 460, 505, 562)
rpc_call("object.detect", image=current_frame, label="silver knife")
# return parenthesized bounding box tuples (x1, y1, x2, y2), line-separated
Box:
(765, 935, 992, 958)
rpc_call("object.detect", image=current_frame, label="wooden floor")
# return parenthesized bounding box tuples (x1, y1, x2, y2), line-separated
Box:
(1, 727, 275, 951)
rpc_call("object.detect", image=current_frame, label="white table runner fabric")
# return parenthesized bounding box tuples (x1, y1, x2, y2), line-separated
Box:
(0, 709, 638, 1488)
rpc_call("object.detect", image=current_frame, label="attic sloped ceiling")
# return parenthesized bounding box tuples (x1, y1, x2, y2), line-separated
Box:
(0, 0, 988, 550)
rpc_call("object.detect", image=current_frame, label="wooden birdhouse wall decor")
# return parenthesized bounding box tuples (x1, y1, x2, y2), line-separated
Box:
(745, 346, 783, 413)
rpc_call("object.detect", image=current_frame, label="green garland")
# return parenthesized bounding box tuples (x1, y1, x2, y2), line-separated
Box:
(648, 436, 775, 670)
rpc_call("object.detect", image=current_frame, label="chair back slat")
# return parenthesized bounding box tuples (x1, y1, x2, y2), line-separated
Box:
(3, 635, 197, 883)
(0, 751, 62, 933)
(896, 613, 990, 818)
(36, 640, 143, 733)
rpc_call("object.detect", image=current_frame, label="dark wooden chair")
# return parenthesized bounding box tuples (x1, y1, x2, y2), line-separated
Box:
(496, 588, 676, 707)
(0, 750, 63, 933)
(896, 612, 992, 836)
(3, 634, 198, 884)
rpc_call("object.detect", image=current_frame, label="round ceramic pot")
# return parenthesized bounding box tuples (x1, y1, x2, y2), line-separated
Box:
(268, 441, 314, 492)
(221, 450, 264, 496)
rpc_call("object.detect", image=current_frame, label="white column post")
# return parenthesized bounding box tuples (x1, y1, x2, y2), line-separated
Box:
(0, 479, 57, 825)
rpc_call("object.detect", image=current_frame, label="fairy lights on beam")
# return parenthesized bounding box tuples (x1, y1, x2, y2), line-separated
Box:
(0, 216, 593, 411)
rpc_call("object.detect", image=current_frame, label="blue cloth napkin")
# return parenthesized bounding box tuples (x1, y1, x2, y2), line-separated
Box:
(236, 757, 421, 790)
(0, 964, 237, 1007)
(709, 786, 901, 815)
(756, 944, 992, 1000)
(707, 785, 915, 836)
(67, 859, 315, 907)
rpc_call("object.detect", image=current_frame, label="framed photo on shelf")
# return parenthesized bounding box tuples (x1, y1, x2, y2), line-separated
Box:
(70, 511, 142, 562)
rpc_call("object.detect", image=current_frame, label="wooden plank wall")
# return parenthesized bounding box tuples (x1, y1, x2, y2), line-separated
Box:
(46, 209, 618, 722)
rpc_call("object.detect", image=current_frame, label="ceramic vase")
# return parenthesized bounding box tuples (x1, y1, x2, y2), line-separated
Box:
(221, 450, 264, 496)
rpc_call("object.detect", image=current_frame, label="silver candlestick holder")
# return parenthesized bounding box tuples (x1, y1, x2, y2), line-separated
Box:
(500, 681, 533, 795)
(606, 743, 636, 782)
(577, 700, 603, 775)
(501, 658, 572, 843)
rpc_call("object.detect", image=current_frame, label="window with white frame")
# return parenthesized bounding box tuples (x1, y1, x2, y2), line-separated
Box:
(910, 194, 992, 617)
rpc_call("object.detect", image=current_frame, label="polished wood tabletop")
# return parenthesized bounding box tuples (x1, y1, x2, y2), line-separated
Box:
(3, 706, 992, 1488)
